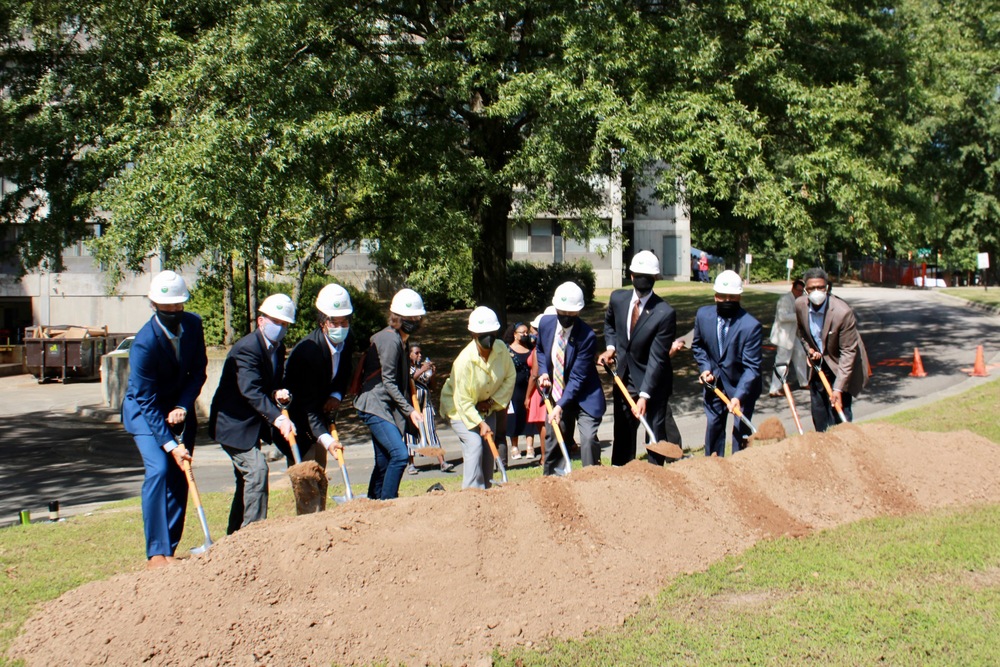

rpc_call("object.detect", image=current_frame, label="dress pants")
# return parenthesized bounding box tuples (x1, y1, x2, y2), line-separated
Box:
(702, 390, 758, 457)
(611, 391, 682, 466)
(451, 413, 497, 489)
(223, 444, 269, 534)
(135, 434, 190, 558)
(808, 376, 853, 432)
(544, 404, 601, 475)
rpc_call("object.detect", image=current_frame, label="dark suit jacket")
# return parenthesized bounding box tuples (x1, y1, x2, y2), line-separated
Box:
(122, 312, 208, 447)
(795, 294, 870, 396)
(209, 329, 286, 451)
(284, 327, 355, 444)
(603, 289, 676, 400)
(535, 315, 606, 418)
(691, 305, 763, 402)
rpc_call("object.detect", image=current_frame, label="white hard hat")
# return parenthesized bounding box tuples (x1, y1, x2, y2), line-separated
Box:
(629, 250, 660, 276)
(468, 306, 501, 334)
(315, 283, 353, 317)
(552, 281, 585, 312)
(148, 270, 190, 305)
(390, 288, 426, 317)
(714, 270, 743, 295)
(259, 293, 296, 323)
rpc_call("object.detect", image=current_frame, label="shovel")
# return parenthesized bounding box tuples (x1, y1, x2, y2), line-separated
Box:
(483, 432, 508, 485)
(276, 395, 328, 514)
(329, 424, 355, 503)
(799, 340, 848, 423)
(774, 363, 805, 435)
(410, 379, 445, 459)
(539, 386, 572, 476)
(172, 425, 213, 555)
(601, 360, 683, 460)
(700, 377, 758, 437)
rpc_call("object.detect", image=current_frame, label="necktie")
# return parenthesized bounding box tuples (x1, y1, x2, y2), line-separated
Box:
(629, 300, 641, 338)
(271, 348, 279, 376)
(718, 317, 729, 355)
(552, 327, 567, 401)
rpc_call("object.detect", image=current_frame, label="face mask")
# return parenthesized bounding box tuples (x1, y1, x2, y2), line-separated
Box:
(716, 301, 740, 318)
(557, 314, 577, 329)
(156, 309, 183, 334)
(808, 289, 828, 308)
(518, 334, 533, 347)
(261, 320, 288, 344)
(632, 275, 655, 296)
(476, 333, 496, 349)
(400, 320, 421, 335)
(326, 326, 349, 345)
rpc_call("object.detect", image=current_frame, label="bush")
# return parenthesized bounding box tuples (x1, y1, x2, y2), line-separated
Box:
(506, 259, 596, 312)
(405, 248, 475, 310)
(187, 271, 384, 348)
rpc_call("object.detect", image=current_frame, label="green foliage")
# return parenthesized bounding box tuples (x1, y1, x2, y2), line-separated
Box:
(506, 260, 596, 313)
(186, 271, 383, 348)
(403, 248, 475, 311)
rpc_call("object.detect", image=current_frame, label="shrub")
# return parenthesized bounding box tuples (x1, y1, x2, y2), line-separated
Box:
(506, 259, 596, 312)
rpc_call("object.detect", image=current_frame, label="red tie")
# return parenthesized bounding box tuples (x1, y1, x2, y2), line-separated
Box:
(629, 300, 641, 337)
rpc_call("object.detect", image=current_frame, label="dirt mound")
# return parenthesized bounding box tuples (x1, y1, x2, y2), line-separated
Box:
(10, 424, 1000, 666)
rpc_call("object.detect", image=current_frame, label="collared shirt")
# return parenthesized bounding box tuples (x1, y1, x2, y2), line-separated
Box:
(808, 300, 828, 353)
(324, 335, 345, 401)
(440, 340, 517, 429)
(626, 290, 652, 340)
(154, 316, 184, 360)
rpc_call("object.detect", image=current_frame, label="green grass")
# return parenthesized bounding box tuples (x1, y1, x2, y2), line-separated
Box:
(877, 376, 1000, 443)
(941, 286, 1000, 308)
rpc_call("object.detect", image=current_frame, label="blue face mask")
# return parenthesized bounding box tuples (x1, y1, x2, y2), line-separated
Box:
(326, 326, 349, 345)
(261, 320, 288, 344)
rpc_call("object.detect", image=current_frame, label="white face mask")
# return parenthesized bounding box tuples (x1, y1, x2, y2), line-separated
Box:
(326, 326, 349, 345)
(808, 289, 828, 307)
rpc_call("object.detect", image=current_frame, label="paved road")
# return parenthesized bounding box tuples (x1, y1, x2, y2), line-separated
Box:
(1, 286, 997, 525)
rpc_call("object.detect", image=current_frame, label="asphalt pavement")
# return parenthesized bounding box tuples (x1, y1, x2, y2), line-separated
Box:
(1, 285, 997, 526)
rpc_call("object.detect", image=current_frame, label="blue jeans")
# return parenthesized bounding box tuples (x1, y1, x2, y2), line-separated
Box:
(359, 411, 408, 500)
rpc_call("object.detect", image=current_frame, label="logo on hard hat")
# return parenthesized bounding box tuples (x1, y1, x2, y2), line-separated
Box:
(406, 302, 412, 307)
(160, 287, 168, 293)
(334, 301, 341, 307)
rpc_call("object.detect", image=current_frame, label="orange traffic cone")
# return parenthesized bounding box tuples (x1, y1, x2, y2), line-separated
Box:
(909, 348, 927, 377)
(971, 345, 988, 377)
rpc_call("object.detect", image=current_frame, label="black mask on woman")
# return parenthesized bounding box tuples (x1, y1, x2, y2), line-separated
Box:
(477, 333, 496, 349)
(557, 314, 577, 329)
(632, 275, 655, 296)
(400, 320, 421, 335)
(716, 301, 740, 319)
(156, 309, 183, 334)
(519, 334, 534, 347)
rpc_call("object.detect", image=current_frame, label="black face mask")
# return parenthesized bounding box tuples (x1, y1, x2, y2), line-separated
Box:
(557, 314, 577, 329)
(632, 275, 655, 296)
(156, 309, 183, 334)
(477, 333, 496, 349)
(716, 301, 740, 319)
(400, 320, 421, 335)
(518, 334, 534, 347)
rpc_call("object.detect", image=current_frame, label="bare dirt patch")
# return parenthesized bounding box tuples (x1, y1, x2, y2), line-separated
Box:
(9, 424, 1000, 666)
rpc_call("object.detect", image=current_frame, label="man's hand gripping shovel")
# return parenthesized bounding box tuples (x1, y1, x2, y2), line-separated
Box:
(699, 376, 759, 442)
(799, 340, 848, 423)
(601, 360, 683, 460)
(171, 424, 213, 555)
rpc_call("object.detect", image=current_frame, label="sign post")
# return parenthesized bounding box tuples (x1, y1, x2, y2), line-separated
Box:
(744, 253, 753, 284)
(786, 258, 794, 282)
(977, 252, 990, 291)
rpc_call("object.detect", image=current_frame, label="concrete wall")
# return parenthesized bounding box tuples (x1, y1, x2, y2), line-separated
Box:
(102, 354, 226, 419)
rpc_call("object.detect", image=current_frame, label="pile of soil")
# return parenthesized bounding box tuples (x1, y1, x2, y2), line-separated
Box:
(10, 424, 1000, 666)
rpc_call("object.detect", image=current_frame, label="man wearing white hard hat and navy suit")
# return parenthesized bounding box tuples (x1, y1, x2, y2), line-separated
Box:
(283, 283, 355, 469)
(691, 270, 763, 456)
(210, 293, 298, 533)
(123, 270, 208, 569)
(598, 250, 683, 466)
(536, 282, 606, 474)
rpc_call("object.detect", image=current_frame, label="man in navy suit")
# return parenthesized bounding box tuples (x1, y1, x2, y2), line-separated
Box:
(536, 282, 606, 474)
(284, 283, 355, 468)
(122, 270, 207, 569)
(597, 251, 682, 466)
(691, 270, 763, 456)
(210, 293, 297, 534)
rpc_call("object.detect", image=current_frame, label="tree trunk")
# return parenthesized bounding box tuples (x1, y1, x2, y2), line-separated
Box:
(291, 232, 333, 308)
(471, 191, 513, 326)
(221, 253, 235, 346)
(246, 246, 259, 331)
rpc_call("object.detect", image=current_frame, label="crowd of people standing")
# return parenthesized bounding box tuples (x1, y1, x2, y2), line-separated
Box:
(124, 261, 868, 566)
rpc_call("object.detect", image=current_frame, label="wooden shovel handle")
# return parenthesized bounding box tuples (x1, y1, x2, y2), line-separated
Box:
(181, 460, 203, 508)
(601, 360, 639, 411)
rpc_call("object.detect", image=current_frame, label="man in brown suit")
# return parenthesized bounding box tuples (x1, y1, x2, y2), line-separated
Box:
(795, 267, 870, 431)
